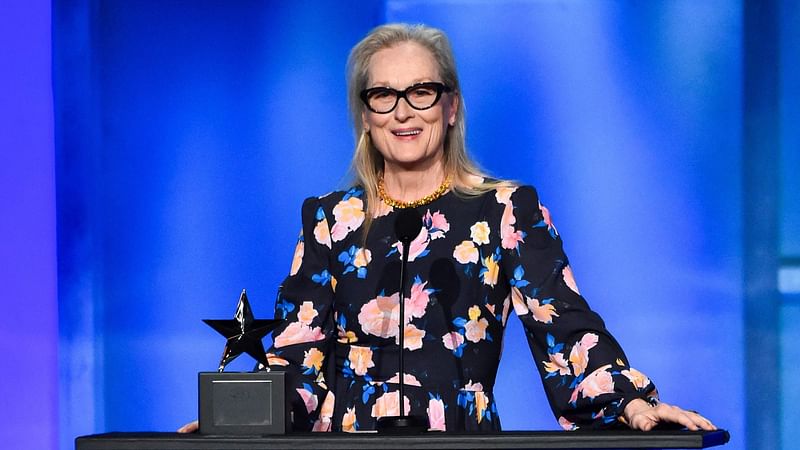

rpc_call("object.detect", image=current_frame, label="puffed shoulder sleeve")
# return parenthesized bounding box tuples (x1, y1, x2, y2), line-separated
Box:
(265, 196, 336, 431)
(498, 185, 657, 430)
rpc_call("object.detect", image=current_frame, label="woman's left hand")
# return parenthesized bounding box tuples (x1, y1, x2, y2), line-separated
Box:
(623, 399, 717, 431)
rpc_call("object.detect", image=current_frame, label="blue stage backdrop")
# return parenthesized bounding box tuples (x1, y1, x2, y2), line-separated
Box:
(0, 1, 58, 449)
(38, 1, 797, 450)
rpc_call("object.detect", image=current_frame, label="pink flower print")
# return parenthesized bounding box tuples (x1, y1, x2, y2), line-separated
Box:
(569, 333, 599, 376)
(341, 407, 357, 432)
(394, 226, 429, 262)
(296, 387, 319, 413)
(501, 294, 511, 326)
(621, 368, 651, 389)
(510, 286, 528, 316)
(312, 391, 335, 432)
(371, 391, 411, 418)
(386, 372, 422, 387)
(526, 297, 559, 324)
(297, 301, 318, 325)
(373, 201, 393, 218)
(302, 348, 324, 373)
(480, 253, 500, 287)
(266, 352, 289, 367)
(474, 391, 489, 424)
(462, 380, 484, 391)
(543, 352, 571, 376)
(427, 397, 446, 431)
(500, 203, 525, 250)
(337, 327, 358, 344)
(358, 293, 400, 339)
(464, 318, 489, 343)
(353, 248, 372, 268)
(398, 323, 426, 350)
(570, 364, 615, 403)
(274, 322, 325, 348)
(424, 210, 450, 240)
(313, 219, 332, 249)
(290, 238, 304, 276)
(470, 221, 491, 245)
(558, 416, 577, 431)
(405, 279, 432, 320)
(330, 197, 365, 242)
(442, 331, 464, 351)
(453, 240, 479, 264)
(348, 345, 375, 376)
(312, 419, 331, 432)
(495, 186, 517, 205)
(539, 202, 559, 236)
(562, 265, 580, 294)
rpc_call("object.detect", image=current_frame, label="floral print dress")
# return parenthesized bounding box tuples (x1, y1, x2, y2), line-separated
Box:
(265, 183, 656, 432)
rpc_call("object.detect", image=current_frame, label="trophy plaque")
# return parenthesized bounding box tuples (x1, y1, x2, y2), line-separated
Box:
(198, 289, 286, 435)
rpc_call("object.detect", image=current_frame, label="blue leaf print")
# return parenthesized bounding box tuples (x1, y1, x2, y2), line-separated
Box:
(275, 298, 295, 319)
(361, 384, 375, 404)
(315, 207, 325, 221)
(338, 249, 352, 264)
(312, 270, 331, 286)
(343, 186, 364, 201)
(546, 333, 555, 348)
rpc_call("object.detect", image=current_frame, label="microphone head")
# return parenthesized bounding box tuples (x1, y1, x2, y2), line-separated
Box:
(394, 207, 423, 243)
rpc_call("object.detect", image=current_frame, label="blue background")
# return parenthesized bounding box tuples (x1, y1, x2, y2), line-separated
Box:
(1, 1, 798, 449)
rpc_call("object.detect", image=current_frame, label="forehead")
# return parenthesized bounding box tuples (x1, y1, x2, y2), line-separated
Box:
(367, 41, 440, 87)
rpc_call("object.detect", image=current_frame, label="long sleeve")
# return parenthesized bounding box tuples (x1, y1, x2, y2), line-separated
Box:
(498, 185, 657, 430)
(265, 196, 337, 431)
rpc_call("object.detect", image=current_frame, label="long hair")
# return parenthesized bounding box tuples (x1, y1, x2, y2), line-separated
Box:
(346, 23, 509, 233)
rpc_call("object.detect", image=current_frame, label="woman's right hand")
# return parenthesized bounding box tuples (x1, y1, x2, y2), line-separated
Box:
(177, 420, 199, 433)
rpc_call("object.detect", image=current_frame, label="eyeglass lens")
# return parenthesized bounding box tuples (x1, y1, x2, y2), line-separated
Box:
(364, 83, 445, 113)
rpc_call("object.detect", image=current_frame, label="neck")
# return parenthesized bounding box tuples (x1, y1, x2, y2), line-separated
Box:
(382, 158, 446, 202)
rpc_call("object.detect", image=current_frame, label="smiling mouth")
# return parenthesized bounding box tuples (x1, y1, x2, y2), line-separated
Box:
(392, 128, 422, 137)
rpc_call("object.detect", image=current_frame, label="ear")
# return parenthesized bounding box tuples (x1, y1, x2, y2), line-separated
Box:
(362, 110, 370, 132)
(447, 92, 459, 126)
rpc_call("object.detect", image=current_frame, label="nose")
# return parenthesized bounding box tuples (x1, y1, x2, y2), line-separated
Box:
(393, 96, 414, 121)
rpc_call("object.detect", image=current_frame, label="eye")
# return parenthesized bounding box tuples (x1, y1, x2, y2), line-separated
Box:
(410, 86, 435, 98)
(369, 89, 394, 100)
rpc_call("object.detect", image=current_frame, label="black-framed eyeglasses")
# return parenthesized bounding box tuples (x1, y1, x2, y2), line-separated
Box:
(360, 82, 452, 114)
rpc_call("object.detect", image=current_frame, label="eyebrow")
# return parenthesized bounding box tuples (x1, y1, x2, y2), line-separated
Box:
(367, 78, 436, 88)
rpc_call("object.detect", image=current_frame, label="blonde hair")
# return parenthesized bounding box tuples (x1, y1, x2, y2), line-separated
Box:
(346, 23, 509, 233)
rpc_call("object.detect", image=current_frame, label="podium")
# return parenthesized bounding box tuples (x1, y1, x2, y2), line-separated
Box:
(76, 429, 729, 449)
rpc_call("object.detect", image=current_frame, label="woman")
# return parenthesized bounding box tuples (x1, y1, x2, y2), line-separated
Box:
(182, 23, 716, 433)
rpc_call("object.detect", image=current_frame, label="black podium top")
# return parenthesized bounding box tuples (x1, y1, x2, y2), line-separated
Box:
(76, 430, 729, 449)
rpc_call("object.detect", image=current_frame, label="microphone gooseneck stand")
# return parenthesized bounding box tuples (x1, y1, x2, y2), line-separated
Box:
(376, 207, 429, 434)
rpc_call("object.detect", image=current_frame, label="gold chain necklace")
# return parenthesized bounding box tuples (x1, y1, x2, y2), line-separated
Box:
(377, 175, 452, 209)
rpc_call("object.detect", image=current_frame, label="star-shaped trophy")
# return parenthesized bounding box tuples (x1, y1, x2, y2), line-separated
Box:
(203, 289, 281, 371)
(198, 289, 288, 435)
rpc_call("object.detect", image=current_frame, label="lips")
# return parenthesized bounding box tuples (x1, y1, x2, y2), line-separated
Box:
(392, 128, 422, 137)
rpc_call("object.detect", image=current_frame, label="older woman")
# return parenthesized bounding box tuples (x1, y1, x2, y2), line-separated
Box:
(181, 23, 716, 434)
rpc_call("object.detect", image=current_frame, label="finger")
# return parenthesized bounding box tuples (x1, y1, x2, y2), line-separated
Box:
(177, 420, 199, 433)
(654, 405, 715, 431)
(687, 411, 717, 431)
(629, 412, 657, 431)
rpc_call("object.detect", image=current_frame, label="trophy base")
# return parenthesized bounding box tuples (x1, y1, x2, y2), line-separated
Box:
(376, 415, 429, 434)
(198, 371, 286, 435)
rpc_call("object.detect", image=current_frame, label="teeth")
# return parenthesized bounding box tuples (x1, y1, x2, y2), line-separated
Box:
(394, 130, 421, 136)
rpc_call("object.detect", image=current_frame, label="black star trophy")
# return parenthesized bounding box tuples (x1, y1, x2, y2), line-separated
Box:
(198, 289, 286, 435)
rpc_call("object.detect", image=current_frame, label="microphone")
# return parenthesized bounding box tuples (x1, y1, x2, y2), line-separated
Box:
(394, 207, 423, 243)
(377, 207, 428, 433)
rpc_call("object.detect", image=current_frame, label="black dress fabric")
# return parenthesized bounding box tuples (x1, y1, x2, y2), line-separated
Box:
(265, 183, 656, 432)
